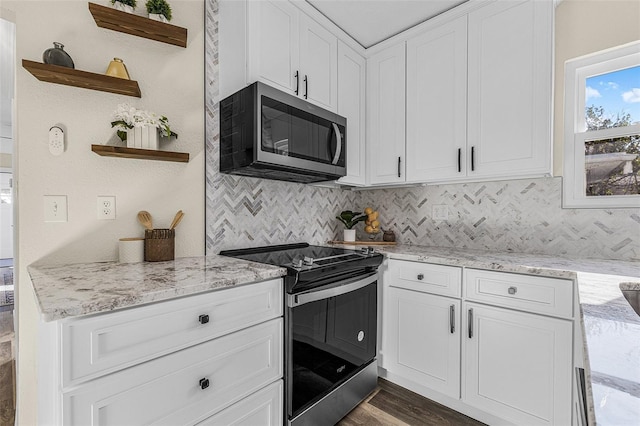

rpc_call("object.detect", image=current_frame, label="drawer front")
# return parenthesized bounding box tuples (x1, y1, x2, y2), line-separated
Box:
(389, 259, 462, 297)
(464, 269, 573, 318)
(62, 278, 282, 387)
(197, 380, 283, 426)
(64, 318, 283, 426)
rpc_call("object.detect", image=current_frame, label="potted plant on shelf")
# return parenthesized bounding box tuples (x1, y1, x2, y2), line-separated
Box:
(336, 210, 367, 242)
(111, 0, 136, 14)
(111, 103, 178, 150)
(146, 0, 172, 23)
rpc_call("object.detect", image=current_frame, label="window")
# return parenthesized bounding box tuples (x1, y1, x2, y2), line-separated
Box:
(563, 41, 640, 208)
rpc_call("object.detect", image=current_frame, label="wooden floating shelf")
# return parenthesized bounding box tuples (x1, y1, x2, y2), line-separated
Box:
(91, 145, 189, 163)
(22, 60, 142, 97)
(88, 2, 188, 48)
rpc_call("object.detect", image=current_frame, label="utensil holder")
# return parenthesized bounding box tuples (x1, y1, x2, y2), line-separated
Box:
(144, 229, 175, 262)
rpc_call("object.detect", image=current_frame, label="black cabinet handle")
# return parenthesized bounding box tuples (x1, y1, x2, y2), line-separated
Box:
(458, 148, 462, 173)
(417, 273, 424, 280)
(450, 305, 455, 334)
(397, 157, 401, 178)
(198, 314, 209, 324)
(471, 146, 475, 172)
(295, 71, 299, 95)
(304, 75, 308, 99)
(199, 378, 210, 390)
(468, 308, 473, 338)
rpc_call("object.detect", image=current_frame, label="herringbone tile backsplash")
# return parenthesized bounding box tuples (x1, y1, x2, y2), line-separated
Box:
(205, 0, 639, 260)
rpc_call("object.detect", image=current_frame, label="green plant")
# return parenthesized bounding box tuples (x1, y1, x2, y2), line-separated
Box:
(111, 0, 137, 8)
(146, 0, 172, 21)
(336, 210, 367, 229)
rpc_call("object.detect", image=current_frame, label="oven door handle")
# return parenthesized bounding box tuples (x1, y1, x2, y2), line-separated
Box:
(288, 273, 377, 307)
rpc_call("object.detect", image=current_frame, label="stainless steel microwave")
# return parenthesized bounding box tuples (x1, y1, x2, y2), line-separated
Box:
(219, 82, 347, 183)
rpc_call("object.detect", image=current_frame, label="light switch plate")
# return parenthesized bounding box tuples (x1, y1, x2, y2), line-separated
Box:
(44, 195, 68, 222)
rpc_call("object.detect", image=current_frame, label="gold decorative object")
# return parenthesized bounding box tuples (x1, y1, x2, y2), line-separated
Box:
(105, 57, 130, 79)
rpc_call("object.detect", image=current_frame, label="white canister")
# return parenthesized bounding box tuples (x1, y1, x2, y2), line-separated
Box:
(119, 237, 144, 263)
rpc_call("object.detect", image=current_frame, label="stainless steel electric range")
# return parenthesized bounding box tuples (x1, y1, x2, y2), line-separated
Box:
(220, 243, 384, 426)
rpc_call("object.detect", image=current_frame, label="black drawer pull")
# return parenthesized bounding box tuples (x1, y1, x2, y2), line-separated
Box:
(417, 273, 424, 280)
(199, 378, 210, 390)
(198, 314, 209, 324)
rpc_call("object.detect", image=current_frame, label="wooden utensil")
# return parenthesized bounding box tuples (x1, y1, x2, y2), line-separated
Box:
(170, 210, 184, 230)
(137, 210, 153, 230)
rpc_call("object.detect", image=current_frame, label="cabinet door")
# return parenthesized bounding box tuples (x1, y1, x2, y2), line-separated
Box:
(337, 41, 366, 186)
(467, 0, 553, 179)
(367, 43, 406, 185)
(385, 287, 461, 398)
(299, 15, 337, 111)
(463, 303, 572, 426)
(247, 0, 299, 94)
(406, 16, 467, 182)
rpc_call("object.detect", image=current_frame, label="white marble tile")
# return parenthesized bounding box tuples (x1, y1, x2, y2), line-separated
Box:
(28, 256, 286, 322)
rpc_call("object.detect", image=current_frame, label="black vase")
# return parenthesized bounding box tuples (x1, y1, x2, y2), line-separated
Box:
(43, 42, 74, 68)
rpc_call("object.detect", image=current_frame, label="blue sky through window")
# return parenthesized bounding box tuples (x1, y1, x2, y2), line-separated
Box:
(585, 65, 640, 124)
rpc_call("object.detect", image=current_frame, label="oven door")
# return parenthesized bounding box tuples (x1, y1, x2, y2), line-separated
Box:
(286, 273, 377, 420)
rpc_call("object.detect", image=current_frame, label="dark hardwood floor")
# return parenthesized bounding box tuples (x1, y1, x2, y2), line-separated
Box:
(338, 378, 485, 426)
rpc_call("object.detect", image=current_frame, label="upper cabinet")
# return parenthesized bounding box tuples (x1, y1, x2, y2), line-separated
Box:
(337, 41, 367, 186)
(224, 0, 338, 111)
(406, 16, 467, 182)
(466, 0, 553, 179)
(367, 43, 406, 185)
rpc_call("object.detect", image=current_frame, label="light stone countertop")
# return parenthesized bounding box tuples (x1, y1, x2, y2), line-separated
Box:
(28, 255, 287, 322)
(342, 243, 639, 426)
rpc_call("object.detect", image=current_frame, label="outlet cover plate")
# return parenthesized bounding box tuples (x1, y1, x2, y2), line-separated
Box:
(97, 196, 116, 220)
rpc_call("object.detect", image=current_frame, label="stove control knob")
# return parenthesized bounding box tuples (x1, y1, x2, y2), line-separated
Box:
(359, 247, 369, 255)
(303, 256, 314, 266)
(368, 246, 375, 253)
(293, 259, 303, 268)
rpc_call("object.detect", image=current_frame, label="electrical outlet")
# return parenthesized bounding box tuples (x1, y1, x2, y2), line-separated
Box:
(97, 196, 116, 220)
(432, 205, 449, 221)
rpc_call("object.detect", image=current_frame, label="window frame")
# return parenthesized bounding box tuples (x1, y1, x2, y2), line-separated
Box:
(563, 41, 640, 209)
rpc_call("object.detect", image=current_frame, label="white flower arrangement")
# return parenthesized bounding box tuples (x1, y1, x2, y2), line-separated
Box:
(111, 103, 178, 142)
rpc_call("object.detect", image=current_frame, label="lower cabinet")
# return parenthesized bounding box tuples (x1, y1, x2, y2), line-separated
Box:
(463, 302, 573, 426)
(385, 287, 461, 398)
(39, 279, 284, 425)
(382, 260, 575, 426)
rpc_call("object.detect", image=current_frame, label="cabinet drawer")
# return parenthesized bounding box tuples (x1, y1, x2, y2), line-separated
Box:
(197, 380, 282, 426)
(388, 260, 462, 297)
(464, 269, 573, 318)
(64, 318, 283, 426)
(62, 278, 282, 387)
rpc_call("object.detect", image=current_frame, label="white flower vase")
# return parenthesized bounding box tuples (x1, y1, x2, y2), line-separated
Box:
(126, 127, 159, 150)
(148, 13, 169, 23)
(113, 1, 134, 13)
(343, 229, 356, 242)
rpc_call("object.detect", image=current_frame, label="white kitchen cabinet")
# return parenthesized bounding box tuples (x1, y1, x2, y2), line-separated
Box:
(243, 0, 337, 111)
(467, 0, 553, 179)
(38, 279, 284, 425)
(406, 16, 467, 182)
(385, 287, 461, 398)
(337, 40, 366, 186)
(367, 43, 406, 185)
(463, 302, 572, 426)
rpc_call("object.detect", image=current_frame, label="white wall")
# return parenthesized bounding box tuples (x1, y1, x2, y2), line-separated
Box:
(553, 0, 640, 175)
(2, 1, 205, 423)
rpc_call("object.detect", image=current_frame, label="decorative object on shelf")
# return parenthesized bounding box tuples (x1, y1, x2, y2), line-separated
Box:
(146, 0, 172, 22)
(111, 103, 178, 149)
(42, 42, 75, 69)
(111, 0, 136, 13)
(382, 229, 396, 242)
(105, 58, 130, 79)
(363, 207, 381, 235)
(336, 210, 367, 242)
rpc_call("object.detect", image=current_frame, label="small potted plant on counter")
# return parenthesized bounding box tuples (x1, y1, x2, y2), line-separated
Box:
(111, 0, 136, 14)
(336, 210, 367, 242)
(146, 0, 172, 23)
(111, 103, 178, 150)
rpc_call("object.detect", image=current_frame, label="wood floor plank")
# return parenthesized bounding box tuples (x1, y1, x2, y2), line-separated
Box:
(338, 378, 486, 426)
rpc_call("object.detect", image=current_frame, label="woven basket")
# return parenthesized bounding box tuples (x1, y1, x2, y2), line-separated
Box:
(144, 229, 175, 262)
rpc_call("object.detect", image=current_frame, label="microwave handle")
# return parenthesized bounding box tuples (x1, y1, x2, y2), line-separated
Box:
(331, 122, 342, 165)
